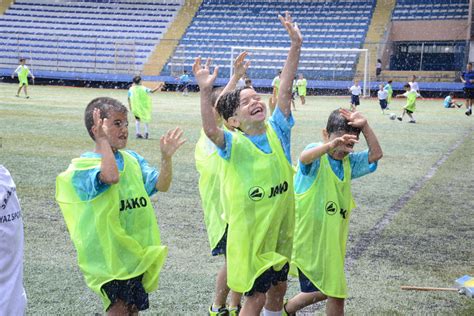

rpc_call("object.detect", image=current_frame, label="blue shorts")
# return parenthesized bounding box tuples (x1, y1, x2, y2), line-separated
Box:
(298, 269, 320, 293)
(101, 275, 149, 311)
(211, 225, 228, 256)
(245, 263, 290, 296)
(379, 99, 388, 110)
(351, 95, 360, 106)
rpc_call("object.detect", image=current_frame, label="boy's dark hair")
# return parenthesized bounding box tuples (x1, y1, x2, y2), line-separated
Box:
(404, 83, 411, 89)
(449, 92, 455, 97)
(216, 87, 251, 120)
(387, 80, 393, 84)
(84, 97, 128, 140)
(183, 70, 188, 74)
(19, 58, 25, 62)
(326, 109, 361, 135)
(468, 62, 473, 67)
(245, 78, 252, 85)
(132, 75, 142, 84)
(211, 86, 225, 108)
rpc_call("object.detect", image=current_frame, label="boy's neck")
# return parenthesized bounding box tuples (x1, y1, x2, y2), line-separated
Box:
(241, 121, 266, 136)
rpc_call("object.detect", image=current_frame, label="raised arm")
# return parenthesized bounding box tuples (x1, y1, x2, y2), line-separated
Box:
(92, 109, 119, 184)
(221, 51, 250, 97)
(277, 11, 303, 117)
(193, 57, 225, 148)
(155, 127, 186, 192)
(340, 109, 383, 163)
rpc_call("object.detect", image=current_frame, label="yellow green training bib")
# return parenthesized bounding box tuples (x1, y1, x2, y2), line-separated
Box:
(195, 129, 227, 251)
(56, 150, 167, 310)
(18, 66, 29, 86)
(222, 123, 295, 293)
(130, 85, 152, 123)
(292, 154, 355, 298)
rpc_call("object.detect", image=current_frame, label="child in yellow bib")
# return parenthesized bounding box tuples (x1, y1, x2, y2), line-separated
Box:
(56, 97, 185, 314)
(128, 76, 164, 139)
(194, 12, 302, 316)
(284, 109, 383, 315)
(11, 58, 34, 98)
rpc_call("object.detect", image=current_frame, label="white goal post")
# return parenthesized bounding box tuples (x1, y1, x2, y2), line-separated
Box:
(230, 46, 370, 96)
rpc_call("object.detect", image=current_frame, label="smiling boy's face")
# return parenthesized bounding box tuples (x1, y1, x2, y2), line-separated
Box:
(229, 88, 267, 130)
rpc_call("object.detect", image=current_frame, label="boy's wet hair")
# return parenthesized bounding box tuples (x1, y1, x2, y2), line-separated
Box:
(216, 87, 252, 120)
(84, 97, 128, 140)
(404, 83, 411, 89)
(211, 86, 225, 108)
(326, 109, 361, 135)
(132, 75, 142, 84)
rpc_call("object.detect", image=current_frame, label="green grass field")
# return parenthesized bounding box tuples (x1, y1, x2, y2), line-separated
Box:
(0, 82, 473, 315)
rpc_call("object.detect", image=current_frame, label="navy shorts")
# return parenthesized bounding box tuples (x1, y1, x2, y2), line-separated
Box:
(298, 269, 320, 293)
(464, 87, 474, 99)
(351, 95, 360, 106)
(245, 263, 290, 296)
(211, 225, 228, 256)
(101, 275, 149, 311)
(379, 99, 388, 110)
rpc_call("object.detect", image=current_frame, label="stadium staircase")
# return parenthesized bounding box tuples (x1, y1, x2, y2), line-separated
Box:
(143, 0, 202, 76)
(355, 0, 396, 80)
(0, 1, 14, 15)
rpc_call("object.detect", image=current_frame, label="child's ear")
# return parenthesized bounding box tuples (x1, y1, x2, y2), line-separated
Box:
(322, 128, 329, 143)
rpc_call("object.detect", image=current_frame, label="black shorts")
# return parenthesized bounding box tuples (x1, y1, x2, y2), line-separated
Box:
(379, 99, 387, 110)
(464, 87, 474, 99)
(351, 95, 360, 106)
(406, 109, 414, 114)
(211, 225, 228, 256)
(298, 269, 320, 293)
(376, 68, 382, 76)
(244, 263, 289, 296)
(101, 275, 149, 311)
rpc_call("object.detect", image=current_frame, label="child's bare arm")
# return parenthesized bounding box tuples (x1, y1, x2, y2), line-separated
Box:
(339, 109, 383, 163)
(127, 97, 132, 111)
(193, 57, 225, 148)
(92, 109, 119, 184)
(278, 11, 303, 117)
(155, 127, 186, 192)
(300, 134, 358, 165)
(221, 51, 250, 96)
(151, 82, 164, 93)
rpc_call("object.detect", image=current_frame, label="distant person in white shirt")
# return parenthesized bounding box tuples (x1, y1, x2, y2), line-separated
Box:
(376, 59, 382, 78)
(0, 166, 27, 316)
(349, 79, 362, 110)
(408, 75, 421, 97)
(377, 84, 388, 114)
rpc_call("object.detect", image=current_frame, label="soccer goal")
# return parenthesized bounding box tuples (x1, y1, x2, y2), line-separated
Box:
(230, 46, 370, 96)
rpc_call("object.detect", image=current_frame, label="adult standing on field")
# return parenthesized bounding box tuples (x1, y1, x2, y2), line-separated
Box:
(460, 62, 474, 116)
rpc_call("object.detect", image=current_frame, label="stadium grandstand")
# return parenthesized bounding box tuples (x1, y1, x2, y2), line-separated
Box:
(0, 0, 471, 94)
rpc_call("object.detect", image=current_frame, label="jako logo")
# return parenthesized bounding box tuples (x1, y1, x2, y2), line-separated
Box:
(268, 181, 288, 198)
(325, 201, 338, 215)
(248, 186, 265, 201)
(120, 197, 147, 212)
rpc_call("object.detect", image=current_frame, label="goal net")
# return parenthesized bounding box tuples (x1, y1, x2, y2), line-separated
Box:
(230, 46, 370, 96)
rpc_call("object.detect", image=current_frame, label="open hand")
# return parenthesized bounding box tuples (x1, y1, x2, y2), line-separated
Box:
(92, 108, 108, 141)
(329, 134, 359, 152)
(233, 51, 250, 79)
(192, 57, 219, 90)
(339, 108, 367, 129)
(160, 127, 186, 159)
(279, 11, 302, 46)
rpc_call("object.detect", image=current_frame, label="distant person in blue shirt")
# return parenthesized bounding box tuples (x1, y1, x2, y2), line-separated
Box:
(443, 92, 462, 109)
(177, 70, 191, 96)
(460, 62, 474, 116)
